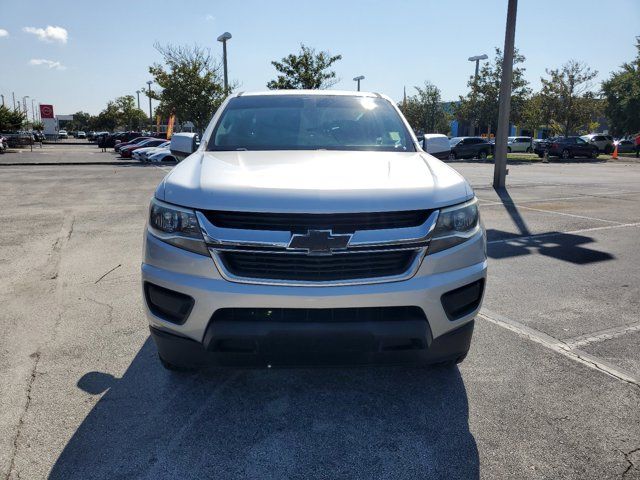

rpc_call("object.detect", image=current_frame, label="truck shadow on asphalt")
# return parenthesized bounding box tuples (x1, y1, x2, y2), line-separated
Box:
(50, 338, 479, 479)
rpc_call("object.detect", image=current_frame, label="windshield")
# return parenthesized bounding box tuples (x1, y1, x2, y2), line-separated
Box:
(208, 95, 415, 152)
(449, 137, 463, 146)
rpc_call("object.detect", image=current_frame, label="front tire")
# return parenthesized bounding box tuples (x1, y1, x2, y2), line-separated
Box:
(561, 149, 571, 159)
(448, 151, 456, 160)
(591, 149, 599, 159)
(526, 147, 533, 153)
(478, 150, 488, 160)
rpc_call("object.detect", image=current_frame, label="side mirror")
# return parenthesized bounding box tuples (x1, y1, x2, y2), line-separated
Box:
(170, 133, 200, 161)
(421, 137, 427, 150)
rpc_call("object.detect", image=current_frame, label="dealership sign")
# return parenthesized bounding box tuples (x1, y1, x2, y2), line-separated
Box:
(40, 104, 54, 119)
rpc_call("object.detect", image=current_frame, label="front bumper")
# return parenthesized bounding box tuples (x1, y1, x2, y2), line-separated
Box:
(142, 228, 487, 366)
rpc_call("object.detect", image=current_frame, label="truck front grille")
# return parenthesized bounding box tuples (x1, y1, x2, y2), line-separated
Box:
(203, 210, 431, 233)
(217, 250, 417, 282)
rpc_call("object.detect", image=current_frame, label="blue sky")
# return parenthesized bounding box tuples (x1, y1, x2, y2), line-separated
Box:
(1, 0, 638, 116)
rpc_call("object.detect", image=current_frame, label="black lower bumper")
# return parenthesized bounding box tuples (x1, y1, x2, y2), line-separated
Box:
(150, 318, 474, 368)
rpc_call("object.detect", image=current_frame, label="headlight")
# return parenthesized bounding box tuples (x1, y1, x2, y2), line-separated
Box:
(148, 198, 208, 255)
(428, 198, 480, 254)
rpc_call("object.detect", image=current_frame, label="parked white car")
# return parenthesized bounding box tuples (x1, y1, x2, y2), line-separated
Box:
(421, 133, 451, 160)
(580, 134, 614, 154)
(58, 130, 68, 139)
(132, 141, 171, 161)
(507, 136, 533, 153)
(147, 148, 176, 163)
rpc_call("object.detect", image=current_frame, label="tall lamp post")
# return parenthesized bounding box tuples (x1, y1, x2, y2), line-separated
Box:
(146, 81, 153, 127)
(353, 75, 365, 91)
(217, 32, 232, 92)
(22, 96, 29, 118)
(31, 99, 36, 122)
(467, 54, 487, 136)
(493, 0, 518, 189)
(136, 90, 141, 109)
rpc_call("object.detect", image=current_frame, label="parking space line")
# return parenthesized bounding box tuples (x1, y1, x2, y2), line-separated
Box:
(477, 191, 640, 206)
(479, 309, 640, 388)
(487, 222, 640, 245)
(513, 204, 623, 224)
(564, 322, 640, 349)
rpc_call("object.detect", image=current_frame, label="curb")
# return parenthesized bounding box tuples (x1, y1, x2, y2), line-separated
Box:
(0, 161, 142, 167)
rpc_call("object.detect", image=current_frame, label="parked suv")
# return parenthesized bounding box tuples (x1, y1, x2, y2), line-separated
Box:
(448, 137, 493, 160)
(142, 91, 487, 371)
(580, 134, 614, 153)
(507, 136, 533, 153)
(534, 136, 599, 159)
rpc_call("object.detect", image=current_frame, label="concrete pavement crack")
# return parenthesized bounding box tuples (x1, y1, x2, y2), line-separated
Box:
(5, 351, 41, 480)
(620, 447, 640, 478)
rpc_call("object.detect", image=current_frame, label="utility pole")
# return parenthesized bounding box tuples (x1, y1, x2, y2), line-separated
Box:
(0, 94, 4, 107)
(136, 90, 141, 109)
(31, 99, 36, 122)
(493, 0, 518, 189)
(12, 92, 16, 110)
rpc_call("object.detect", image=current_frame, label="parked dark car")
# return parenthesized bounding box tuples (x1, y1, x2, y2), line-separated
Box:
(533, 136, 599, 159)
(115, 136, 150, 153)
(448, 137, 493, 160)
(614, 139, 635, 154)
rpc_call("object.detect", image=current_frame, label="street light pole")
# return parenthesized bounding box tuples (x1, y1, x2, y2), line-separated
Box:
(146, 81, 153, 127)
(136, 90, 141, 109)
(217, 32, 232, 93)
(22, 96, 29, 117)
(493, 0, 518, 189)
(467, 54, 488, 136)
(353, 75, 365, 91)
(31, 99, 36, 122)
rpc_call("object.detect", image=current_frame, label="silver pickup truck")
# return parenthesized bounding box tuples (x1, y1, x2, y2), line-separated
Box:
(142, 90, 487, 371)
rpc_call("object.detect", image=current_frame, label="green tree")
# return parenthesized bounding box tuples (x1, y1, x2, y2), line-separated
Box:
(115, 95, 148, 130)
(601, 39, 640, 136)
(148, 43, 226, 134)
(0, 106, 27, 131)
(454, 47, 530, 135)
(89, 101, 120, 131)
(540, 60, 599, 136)
(399, 82, 450, 134)
(267, 44, 342, 90)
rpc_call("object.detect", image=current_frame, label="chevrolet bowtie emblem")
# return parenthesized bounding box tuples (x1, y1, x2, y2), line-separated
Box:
(288, 230, 352, 255)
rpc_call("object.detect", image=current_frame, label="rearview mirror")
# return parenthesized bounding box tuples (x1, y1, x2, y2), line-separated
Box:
(170, 133, 200, 161)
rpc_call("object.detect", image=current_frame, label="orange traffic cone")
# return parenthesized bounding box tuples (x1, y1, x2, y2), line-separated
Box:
(612, 144, 618, 159)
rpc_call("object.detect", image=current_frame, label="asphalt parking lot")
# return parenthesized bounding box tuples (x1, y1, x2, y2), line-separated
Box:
(1, 144, 639, 479)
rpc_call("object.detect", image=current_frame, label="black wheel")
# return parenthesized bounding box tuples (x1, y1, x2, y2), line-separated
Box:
(537, 153, 544, 158)
(604, 145, 612, 154)
(448, 151, 456, 160)
(478, 150, 488, 160)
(591, 149, 599, 159)
(159, 354, 197, 373)
(507, 147, 512, 153)
(526, 147, 533, 153)
(561, 149, 571, 159)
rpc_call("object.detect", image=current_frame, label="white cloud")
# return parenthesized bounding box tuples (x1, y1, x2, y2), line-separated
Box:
(0, 28, 9, 38)
(29, 58, 66, 70)
(23, 25, 68, 44)
(205, 14, 215, 22)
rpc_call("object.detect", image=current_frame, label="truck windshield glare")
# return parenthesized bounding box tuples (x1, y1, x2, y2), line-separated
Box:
(208, 95, 416, 152)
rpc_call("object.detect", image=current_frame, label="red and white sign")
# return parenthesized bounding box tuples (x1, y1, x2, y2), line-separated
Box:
(40, 104, 54, 119)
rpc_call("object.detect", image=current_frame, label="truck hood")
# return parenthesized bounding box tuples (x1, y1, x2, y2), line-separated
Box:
(157, 150, 472, 213)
